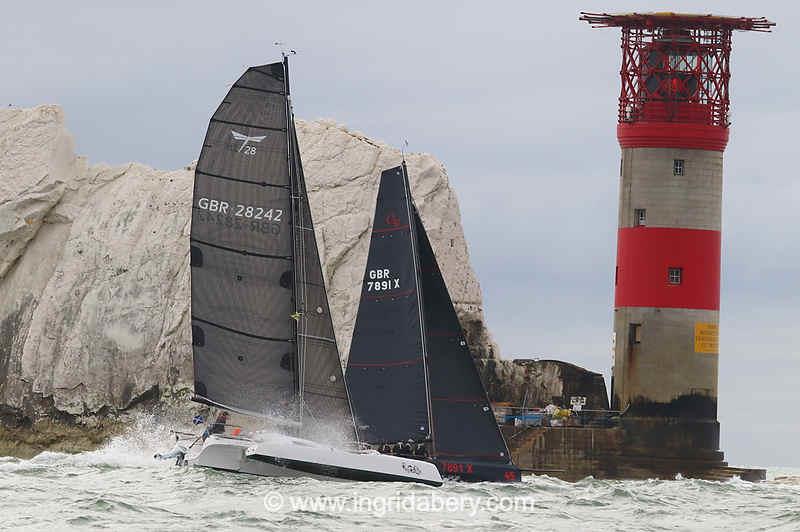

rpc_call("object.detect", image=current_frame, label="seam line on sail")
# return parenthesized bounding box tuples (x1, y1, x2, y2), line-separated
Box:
(211, 117, 286, 132)
(426, 330, 460, 337)
(190, 238, 292, 260)
(348, 357, 424, 368)
(298, 280, 324, 288)
(302, 389, 348, 399)
(361, 288, 416, 301)
(233, 83, 285, 96)
(435, 452, 507, 459)
(431, 397, 485, 403)
(191, 316, 293, 343)
(250, 68, 283, 80)
(195, 169, 290, 188)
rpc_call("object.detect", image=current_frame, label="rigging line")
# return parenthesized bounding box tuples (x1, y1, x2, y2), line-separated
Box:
(298, 153, 309, 428)
(297, 333, 336, 344)
(302, 397, 320, 425)
(295, 156, 310, 429)
(281, 56, 303, 432)
(402, 162, 435, 448)
(289, 81, 308, 428)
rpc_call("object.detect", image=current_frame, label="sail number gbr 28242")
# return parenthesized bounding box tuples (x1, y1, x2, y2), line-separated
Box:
(197, 197, 283, 221)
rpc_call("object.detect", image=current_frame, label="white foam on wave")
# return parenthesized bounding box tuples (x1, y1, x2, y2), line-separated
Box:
(1, 412, 202, 471)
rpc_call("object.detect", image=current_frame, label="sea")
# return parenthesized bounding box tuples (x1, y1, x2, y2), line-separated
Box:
(2, 415, 798, 531)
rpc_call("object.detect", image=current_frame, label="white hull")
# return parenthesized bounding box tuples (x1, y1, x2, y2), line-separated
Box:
(188, 433, 443, 486)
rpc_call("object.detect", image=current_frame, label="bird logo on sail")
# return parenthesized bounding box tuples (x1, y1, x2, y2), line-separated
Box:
(231, 130, 266, 153)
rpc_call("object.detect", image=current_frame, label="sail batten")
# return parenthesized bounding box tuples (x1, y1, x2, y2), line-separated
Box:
(191, 316, 293, 343)
(210, 118, 286, 131)
(194, 169, 292, 188)
(229, 85, 285, 96)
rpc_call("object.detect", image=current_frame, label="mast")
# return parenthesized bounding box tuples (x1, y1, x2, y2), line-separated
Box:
(282, 53, 306, 429)
(402, 161, 435, 450)
(282, 53, 358, 440)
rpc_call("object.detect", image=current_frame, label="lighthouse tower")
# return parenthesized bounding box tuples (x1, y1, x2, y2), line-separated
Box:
(581, 13, 774, 451)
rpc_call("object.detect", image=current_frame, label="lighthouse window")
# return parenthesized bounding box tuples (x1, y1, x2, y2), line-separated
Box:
(634, 209, 646, 226)
(673, 159, 685, 176)
(668, 267, 683, 285)
(629, 323, 642, 345)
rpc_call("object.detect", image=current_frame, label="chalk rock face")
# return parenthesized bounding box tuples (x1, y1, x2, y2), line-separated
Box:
(0, 105, 497, 420)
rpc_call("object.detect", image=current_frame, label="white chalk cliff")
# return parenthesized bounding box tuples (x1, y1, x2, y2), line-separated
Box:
(0, 105, 497, 421)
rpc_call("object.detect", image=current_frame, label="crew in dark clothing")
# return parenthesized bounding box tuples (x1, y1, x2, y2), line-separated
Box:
(202, 411, 229, 442)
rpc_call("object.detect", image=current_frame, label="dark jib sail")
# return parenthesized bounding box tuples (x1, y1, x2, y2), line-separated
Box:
(190, 60, 352, 435)
(346, 166, 431, 443)
(414, 209, 519, 482)
(347, 163, 519, 481)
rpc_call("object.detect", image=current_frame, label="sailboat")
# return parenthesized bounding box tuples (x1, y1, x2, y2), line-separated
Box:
(184, 57, 442, 486)
(346, 163, 521, 482)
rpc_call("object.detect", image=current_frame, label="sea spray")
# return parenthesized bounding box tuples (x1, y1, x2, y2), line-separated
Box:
(2, 420, 799, 530)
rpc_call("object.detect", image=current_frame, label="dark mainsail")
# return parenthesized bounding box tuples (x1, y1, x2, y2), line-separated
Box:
(346, 166, 431, 443)
(347, 163, 519, 481)
(190, 59, 352, 436)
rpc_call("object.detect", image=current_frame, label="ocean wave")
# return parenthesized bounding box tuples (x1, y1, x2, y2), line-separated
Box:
(2, 417, 799, 530)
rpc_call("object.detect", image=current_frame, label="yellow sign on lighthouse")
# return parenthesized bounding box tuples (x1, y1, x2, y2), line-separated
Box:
(694, 323, 719, 354)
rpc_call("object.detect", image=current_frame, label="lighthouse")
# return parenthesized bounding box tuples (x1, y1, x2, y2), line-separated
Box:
(581, 13, 774, 451)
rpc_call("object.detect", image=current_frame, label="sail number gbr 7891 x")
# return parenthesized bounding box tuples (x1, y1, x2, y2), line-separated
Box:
(366, 268, 400, 292)
(196, 196, 283, 235)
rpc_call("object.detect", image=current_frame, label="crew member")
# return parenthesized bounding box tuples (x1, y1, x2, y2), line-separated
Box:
(202, 411, 229, 441)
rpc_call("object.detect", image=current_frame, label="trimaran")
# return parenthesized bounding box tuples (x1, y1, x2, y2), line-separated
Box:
(180, 56, 442, 486)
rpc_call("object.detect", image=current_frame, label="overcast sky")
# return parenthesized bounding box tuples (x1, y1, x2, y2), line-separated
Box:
(2, 1, 796, 467)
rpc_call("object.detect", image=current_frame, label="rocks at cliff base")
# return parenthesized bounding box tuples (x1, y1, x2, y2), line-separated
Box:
(0, 105, 497, 422)
(478, 358, 609, 411)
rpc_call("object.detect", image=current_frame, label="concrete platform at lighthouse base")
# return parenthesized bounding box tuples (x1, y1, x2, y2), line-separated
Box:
(503, 425, 766, 482)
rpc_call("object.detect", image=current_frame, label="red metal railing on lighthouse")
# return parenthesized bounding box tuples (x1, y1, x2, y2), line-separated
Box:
(580, 13, 775, 151)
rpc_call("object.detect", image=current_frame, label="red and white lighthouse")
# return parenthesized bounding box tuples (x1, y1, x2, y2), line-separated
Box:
(582, 13, 774, 450)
